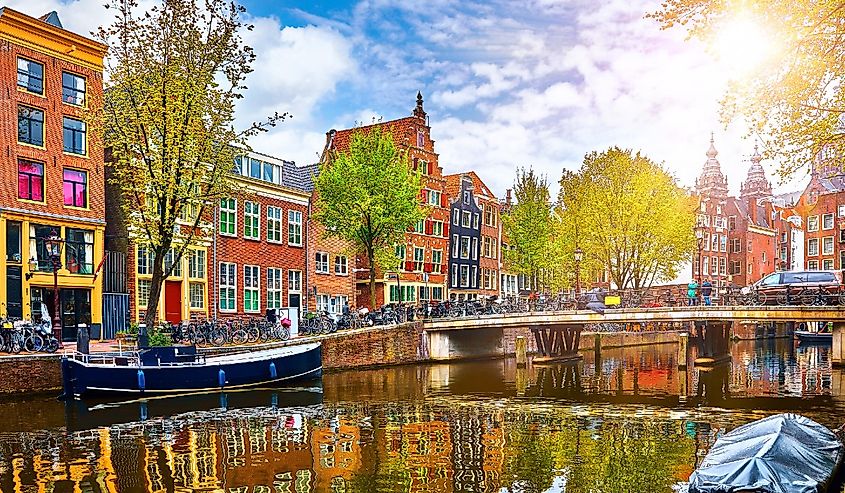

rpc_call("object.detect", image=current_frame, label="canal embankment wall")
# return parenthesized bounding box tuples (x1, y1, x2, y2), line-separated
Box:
(0, 322, 686, 396)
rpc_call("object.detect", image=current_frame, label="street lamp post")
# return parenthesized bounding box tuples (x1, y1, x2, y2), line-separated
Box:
(695, 228, 704, 286)
(573, 246, 583, 295)
(44, 230, 65, 346)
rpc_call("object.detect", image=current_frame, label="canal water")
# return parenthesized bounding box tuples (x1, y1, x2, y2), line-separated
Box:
(0, 339, 841, 492)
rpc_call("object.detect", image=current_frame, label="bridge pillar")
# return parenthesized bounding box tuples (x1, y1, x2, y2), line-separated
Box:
(832, 322, 845, 367)
(694, 321, 732, 367)
(531, 324, 583, 364)
(428, 331, 451, 361)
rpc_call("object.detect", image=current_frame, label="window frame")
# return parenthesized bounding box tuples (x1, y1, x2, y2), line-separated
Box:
(808, 215, 819, 232)
(315, 252, 329, 273)
(808, 238, 820, 256)
(288, 210, 303, 246)
(334, 255, 348, 275)
(243, 201, 260, 240)
(243, 264, 260, 313)
(17, 57, 44, 95)
(267, 267, 283, 310)
(18, 105, 44, 147)
(17, 158, 44, 202)
(61, 71, 86, 106)
(267, 206, 283, 243)
(822, 213, 835, 230)
(219, 262, 237, 312)
(219, 199, 237, 237)
(189, 282, 205, 309)
(62, 168, 88, 208)
(62, 116, 87, 155)
(823, 236, 834, 256)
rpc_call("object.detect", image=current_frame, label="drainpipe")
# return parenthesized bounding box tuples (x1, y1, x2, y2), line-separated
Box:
(305, 197, 311, 313)
(212, 204, 217, 320)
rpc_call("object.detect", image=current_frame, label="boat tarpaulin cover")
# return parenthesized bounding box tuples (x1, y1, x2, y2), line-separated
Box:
(689, 413, 843, 493)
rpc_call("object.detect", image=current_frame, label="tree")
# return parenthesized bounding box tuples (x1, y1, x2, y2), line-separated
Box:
(314, 127, 426, 309)
(558, 148, 696, 290)
(502, 168, 555, 293)
(98, 0, 285, 327)
(651, 1, 845, 178)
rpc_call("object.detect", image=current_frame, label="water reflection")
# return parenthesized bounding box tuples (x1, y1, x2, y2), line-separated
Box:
(0, 340, 842, 492)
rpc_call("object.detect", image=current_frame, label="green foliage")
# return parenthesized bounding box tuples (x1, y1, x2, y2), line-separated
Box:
(147, 328, 172, 347)
(97, 0, 286, 326)
(314, 126, 426, 308)
(651, 0, 845, 178)
(558, 147, 696, 289)
(502, 168, 556, 290)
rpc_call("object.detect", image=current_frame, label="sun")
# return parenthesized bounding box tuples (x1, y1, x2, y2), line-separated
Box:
(712, 14, 777, 75)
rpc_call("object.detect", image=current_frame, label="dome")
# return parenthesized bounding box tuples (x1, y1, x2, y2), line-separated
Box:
(696, 133, 729, 199)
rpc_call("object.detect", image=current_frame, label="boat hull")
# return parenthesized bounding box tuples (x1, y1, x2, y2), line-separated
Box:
(61, 343, 322, 398)
(795, 330, 833, 344)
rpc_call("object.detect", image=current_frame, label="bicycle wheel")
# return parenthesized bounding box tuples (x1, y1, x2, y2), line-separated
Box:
(10, 334, 23, 354)
(280, 325, 290, 341)
(25, 334, 44, 352)
(246, 325, 260, 343)
(211, 329, 226, 346)
(232, 329, 248, 345)
(45, 337, 59, 353)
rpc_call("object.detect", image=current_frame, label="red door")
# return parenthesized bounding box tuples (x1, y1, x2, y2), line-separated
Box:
(164, 281, 182, 325)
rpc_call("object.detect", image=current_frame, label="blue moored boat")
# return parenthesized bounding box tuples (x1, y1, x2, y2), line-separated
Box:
(60, 343, 322, 398)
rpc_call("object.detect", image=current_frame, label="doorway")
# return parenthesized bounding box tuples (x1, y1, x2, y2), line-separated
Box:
(164, 281, 182, 325)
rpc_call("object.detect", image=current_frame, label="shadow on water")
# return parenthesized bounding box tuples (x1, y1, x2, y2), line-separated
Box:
(0, 338, 843, 492)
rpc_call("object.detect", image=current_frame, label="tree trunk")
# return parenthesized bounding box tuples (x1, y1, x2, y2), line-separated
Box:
(367, 245, 377, 310)
(144, 247, 167, 328)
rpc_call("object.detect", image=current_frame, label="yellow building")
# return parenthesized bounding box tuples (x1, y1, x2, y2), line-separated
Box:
(0, 8, 108, 341)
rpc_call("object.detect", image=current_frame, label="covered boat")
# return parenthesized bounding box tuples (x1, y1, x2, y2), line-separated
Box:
(689, 413, 844, 493)
(61, 343, 322, 398)
(795, 330, 833, 344)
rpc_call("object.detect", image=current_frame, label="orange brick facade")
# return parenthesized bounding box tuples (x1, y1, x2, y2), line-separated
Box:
(328, 94, 449, 308)
(306, 200, 356, 314)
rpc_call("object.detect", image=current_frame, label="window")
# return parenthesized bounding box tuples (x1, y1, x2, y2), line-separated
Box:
(137, 246, 152, 275)
(418, 160, 428, 175)
(471, 237, 478, 260)
(460, 265, 470, 287)
(315, 252, 329, 273)
(839, 205, 845, 217)
(841, 228, 845, 243)
(414, 219, 424, 233)
(316, 294, 330, 312)
(808, 260, 819, 270)
(731, 260, 741, 275)
(451, 235, 458, 258)
(452, 208, 459, 225)
(244, 265, 259, 312)
(163, 248, 182, 277)
(188, 250, 206, 278)
(728, 216, 736, 231)
(762, 251, 767, 263)
(484, 205, 496, 227)
(432, 286, 444, 300)
(332, 296, 349, 314)
(432, 249, 443, 273)
(471, 266, 478, 288)
(483, 237, 491, 258)
(473, 213, 480, 230)
(719, 257, 726, 275)
(267, 268, 283, 310)
(432, 221, 444, 237)
(702, 232, 710, 251)
(288, 270, 302, 292)
(427, 190, 441, 206)
(747, 262, 753, 275)
(460, 237, 470, 259)
(711, 256, 718, 275)
(243, 201, 260, 239)
(417, 130, 425, 147)
(17, 58, 43, 94)
(6, 221, 21, 263)
(823, 213, 834, 230)
(61, 72, 86, 106)
(334, 255, 348, 275)
(190, 283, 205, 309)
(220, 199, 237, 236)
(219, 262, 236, 311)
(463, 191, 470, 205)
(461, 211, 471, 227)
(808, 215, 819, 232)
(267, 206, 282, 242)
(62, 169, 87, 207)
(720, 235, 727, 252)
(396, 244, 406, 260)
(138, 280, 151, 308)
(823, 259, 834, 270)
(18, 105, 44, 146)
(702, 256, 709, 274)
(413, 247, 424, 271)
(780, 231, 787, 243)
(62, 117, 87, 155)
(388, 285, 415, 303)
(823, 236, 834, 255)
(30, 224, 60, 271)
(780, 246, 788, 261)
(710, 234, 718, 251)
(731, 238, 741, 253)
(65, 228, 94, 274)
(18, 159, 44, 201)
(451, 263, 458, 287)
(288, 210, 302, 246)
(808, 238, 819, 256)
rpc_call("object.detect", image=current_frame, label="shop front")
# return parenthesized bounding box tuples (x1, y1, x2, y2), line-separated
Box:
(30, 287, 93, 342)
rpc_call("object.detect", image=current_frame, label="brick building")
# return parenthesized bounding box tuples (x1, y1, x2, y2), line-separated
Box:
(693, 136, 731, 292)
(212, 151, 311, 320)
(0, 9, 108, 341)
(325, 93, 449, 308)
(793, 151, 845, 271)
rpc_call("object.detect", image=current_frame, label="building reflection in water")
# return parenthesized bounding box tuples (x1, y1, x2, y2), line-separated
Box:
(0, 340, 842, 493)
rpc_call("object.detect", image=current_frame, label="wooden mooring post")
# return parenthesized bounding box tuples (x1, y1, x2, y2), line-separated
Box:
(531, 324, 583, 364)
(515, 336, 527, 368)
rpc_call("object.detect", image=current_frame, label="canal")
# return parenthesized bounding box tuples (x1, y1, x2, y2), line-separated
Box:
(0, 339, 841, 492)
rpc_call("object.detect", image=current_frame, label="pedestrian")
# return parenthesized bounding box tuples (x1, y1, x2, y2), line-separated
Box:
(701, 279, 713, 306)
(687, 279, 699, 306)
(585, 287, 606, 314)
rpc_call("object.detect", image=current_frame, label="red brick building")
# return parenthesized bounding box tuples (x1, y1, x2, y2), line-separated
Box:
(793, 152, 845, 271)
(0, 9, 108, 340)
(325, 93, 449, 308)
(693, 136, 731, 291)
(212, 151, 311, 320)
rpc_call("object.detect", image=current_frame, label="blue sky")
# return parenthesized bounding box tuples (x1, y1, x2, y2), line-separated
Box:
(11, 0, 802, 198)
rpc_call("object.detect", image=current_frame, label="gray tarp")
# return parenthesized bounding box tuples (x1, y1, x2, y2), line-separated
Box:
(689, 413, 843, 493)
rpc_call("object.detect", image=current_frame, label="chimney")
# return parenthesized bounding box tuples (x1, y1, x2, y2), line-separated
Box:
(506, 189, 512, 206)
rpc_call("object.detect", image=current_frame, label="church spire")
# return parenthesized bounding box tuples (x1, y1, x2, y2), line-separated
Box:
(413, 91, 426, 119)
(696, 133, 728, 199)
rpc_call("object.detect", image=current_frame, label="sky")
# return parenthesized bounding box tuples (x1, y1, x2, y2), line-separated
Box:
(8, 0, 811, 199)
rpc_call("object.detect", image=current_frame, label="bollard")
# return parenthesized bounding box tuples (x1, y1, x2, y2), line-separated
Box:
(594, 332, 602, 362)
(678, 332, 689, 369)
(515, 336, 527, 368)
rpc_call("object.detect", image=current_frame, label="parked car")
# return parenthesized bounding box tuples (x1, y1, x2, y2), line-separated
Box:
(744, 270, 845, 305)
